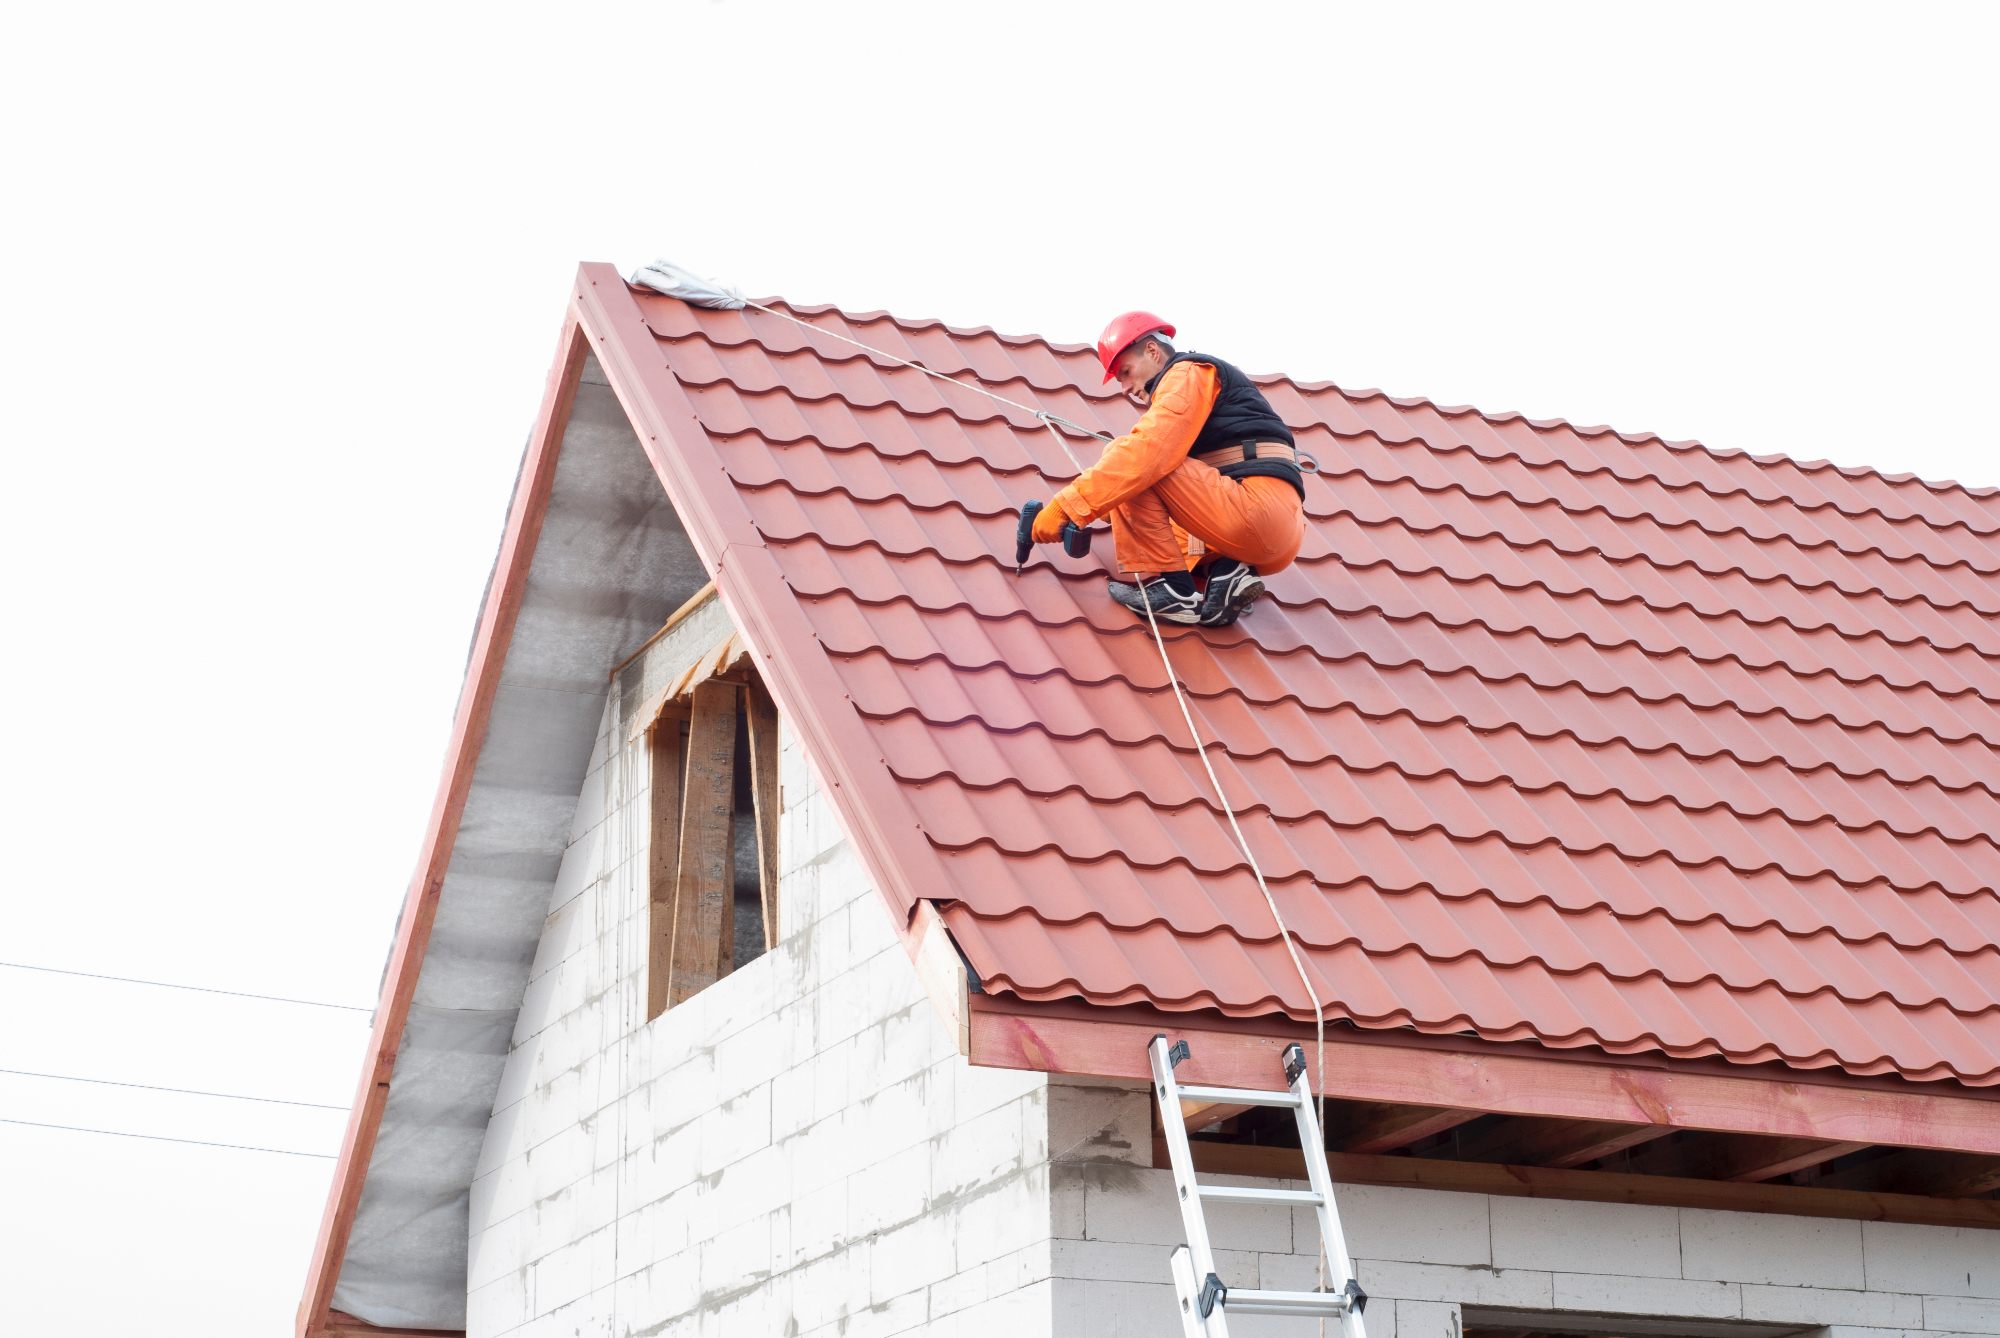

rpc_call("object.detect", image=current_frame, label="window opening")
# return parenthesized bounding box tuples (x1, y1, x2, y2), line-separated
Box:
(639, 642, 783, 1022)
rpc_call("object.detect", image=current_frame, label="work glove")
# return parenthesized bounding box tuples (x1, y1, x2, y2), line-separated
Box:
(1030, 495, 1072, 544)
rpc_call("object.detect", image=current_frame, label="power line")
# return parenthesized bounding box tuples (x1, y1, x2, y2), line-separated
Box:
(0, 1068, 347, 1110)
(0, 962, 371, 1013)
(0, 1118, 335, 1159)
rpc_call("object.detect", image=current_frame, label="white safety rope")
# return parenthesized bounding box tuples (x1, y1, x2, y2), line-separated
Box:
(1135, 577, 1333, 1319)
(740, 298, 1104, 469)
(741, 292, 1338, 1315)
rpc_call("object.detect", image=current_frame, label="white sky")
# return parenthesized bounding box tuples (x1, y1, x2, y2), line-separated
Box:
(1, 2, 1994, 1332)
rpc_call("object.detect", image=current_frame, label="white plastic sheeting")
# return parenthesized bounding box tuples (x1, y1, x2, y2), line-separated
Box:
(629, 258, 746, 309)
(330, 356, 710, 1328)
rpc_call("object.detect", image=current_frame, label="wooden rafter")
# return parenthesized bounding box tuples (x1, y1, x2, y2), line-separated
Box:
(1327, 1101, 1481, 1154)
(1180, 1099, 1257, 1132)
(1811, 1148, 2000, 1197)
(1625, 1132, 1870, 1183)
(1160, 1137, 2000, 1231)
(1420, 1116, 1676, 1170)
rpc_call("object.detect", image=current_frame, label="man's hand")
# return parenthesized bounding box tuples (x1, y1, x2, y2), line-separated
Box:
(1030, 495, 1071, 544)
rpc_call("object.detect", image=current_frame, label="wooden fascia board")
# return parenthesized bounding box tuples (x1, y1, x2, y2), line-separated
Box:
(571, 264, 956, 929)
(295, 315, 588, 1338)
(1162, 1139, 2000, 1232)
(324, 1314, 466, 1338)
(971, 998, 2000, 1156)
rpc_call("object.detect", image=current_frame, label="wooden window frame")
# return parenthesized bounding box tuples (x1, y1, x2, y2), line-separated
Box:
(637, 634, 783, 1022)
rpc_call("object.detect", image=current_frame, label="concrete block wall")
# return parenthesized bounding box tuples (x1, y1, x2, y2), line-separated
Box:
(1041, 1082, 2000, 1338)
(465, 680, 1059, 1338)
(460, 641, 1999, 1338)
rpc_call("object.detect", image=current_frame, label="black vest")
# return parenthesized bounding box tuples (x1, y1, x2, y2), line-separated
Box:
(1146, 350, 1304, 499)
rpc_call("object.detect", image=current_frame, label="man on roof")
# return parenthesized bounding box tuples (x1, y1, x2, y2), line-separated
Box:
(1027, 311, 1307, 626)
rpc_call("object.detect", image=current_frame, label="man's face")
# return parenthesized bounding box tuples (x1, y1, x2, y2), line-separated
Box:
(1112, 338, 1168, 401)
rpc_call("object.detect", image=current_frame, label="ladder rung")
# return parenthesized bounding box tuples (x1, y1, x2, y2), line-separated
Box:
(1197, 1184, 1323, 1207)
(1223, 1288, 1353, 1317)
(1174, 1082, 1300, 1109)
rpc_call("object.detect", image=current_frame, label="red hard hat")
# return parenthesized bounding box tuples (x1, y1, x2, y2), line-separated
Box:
(1095, 311, 1176, 384)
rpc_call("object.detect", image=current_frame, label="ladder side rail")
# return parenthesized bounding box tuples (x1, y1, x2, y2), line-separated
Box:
(1290, 1059, 1369, 1338)
(1168, 1245, 1206, 1338)
(1151, 1035, 1232, 1337)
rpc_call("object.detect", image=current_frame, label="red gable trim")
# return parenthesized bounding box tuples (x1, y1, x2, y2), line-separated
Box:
(296, 316, 587, 1338)
(299, 266, 960, 1335)
(969, 995, 2000, 1155)
(572, 262, 957, 926)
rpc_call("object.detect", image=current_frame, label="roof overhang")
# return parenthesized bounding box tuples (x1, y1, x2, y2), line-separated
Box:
(968, 992, 2000, 1228)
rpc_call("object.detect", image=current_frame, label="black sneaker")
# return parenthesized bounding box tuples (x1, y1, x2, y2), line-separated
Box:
(1198, 558, 1265, 626)
(1107, 578, 1202, 624)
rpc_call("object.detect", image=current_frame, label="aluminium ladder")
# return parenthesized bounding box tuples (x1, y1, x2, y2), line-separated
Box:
(1150, 1035, 1368, 1338)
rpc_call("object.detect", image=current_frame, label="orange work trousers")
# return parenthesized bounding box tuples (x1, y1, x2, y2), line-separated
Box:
(1106, 456, 1306, 578)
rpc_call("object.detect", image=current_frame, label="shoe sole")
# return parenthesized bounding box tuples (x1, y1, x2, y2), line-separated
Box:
(1111, 587, 1202, 625)
(1201, 574, 1265, 627)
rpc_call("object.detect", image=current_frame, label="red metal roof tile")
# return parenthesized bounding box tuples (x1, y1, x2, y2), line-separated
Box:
(618, 280, 2000, 1084)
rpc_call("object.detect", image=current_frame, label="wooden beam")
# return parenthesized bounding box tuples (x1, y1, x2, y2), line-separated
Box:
(1181, 1100, 1257, 1132)
(1328, 1101, 1481, 1154)
(323, 1312, 465, 1338)
(1420, 1116, 1676, 1170)
(1811, 1149, 2000, 1197)
(645, 712, 687, 1022)
(666, 680, 736, 1007)
(1155, 1138, 2000, 1232)
(744, 673, 782, 952)
(968, 999, 2000, 1155)
(1625, 1133, 1870, 1183)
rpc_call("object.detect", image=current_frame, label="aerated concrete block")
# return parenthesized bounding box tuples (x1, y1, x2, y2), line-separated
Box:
(1549, 1271, 1741, 1319)
(870, 1214, 961, 1307)
(1679, 1208, 1865, 1289)
(1327, 1183, 1491, 1268)
(1395, 1298, 1460, 1338)
(1925, 1295, 2000, 1334)
(1051, 1275, 1183, 1338)
(1357, 1260, 1556, 1309)
(1491, 1197, 1682, 1279)
(1862, 1221, 2000, 1299)
(1740, 1282, 1924, 1329)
